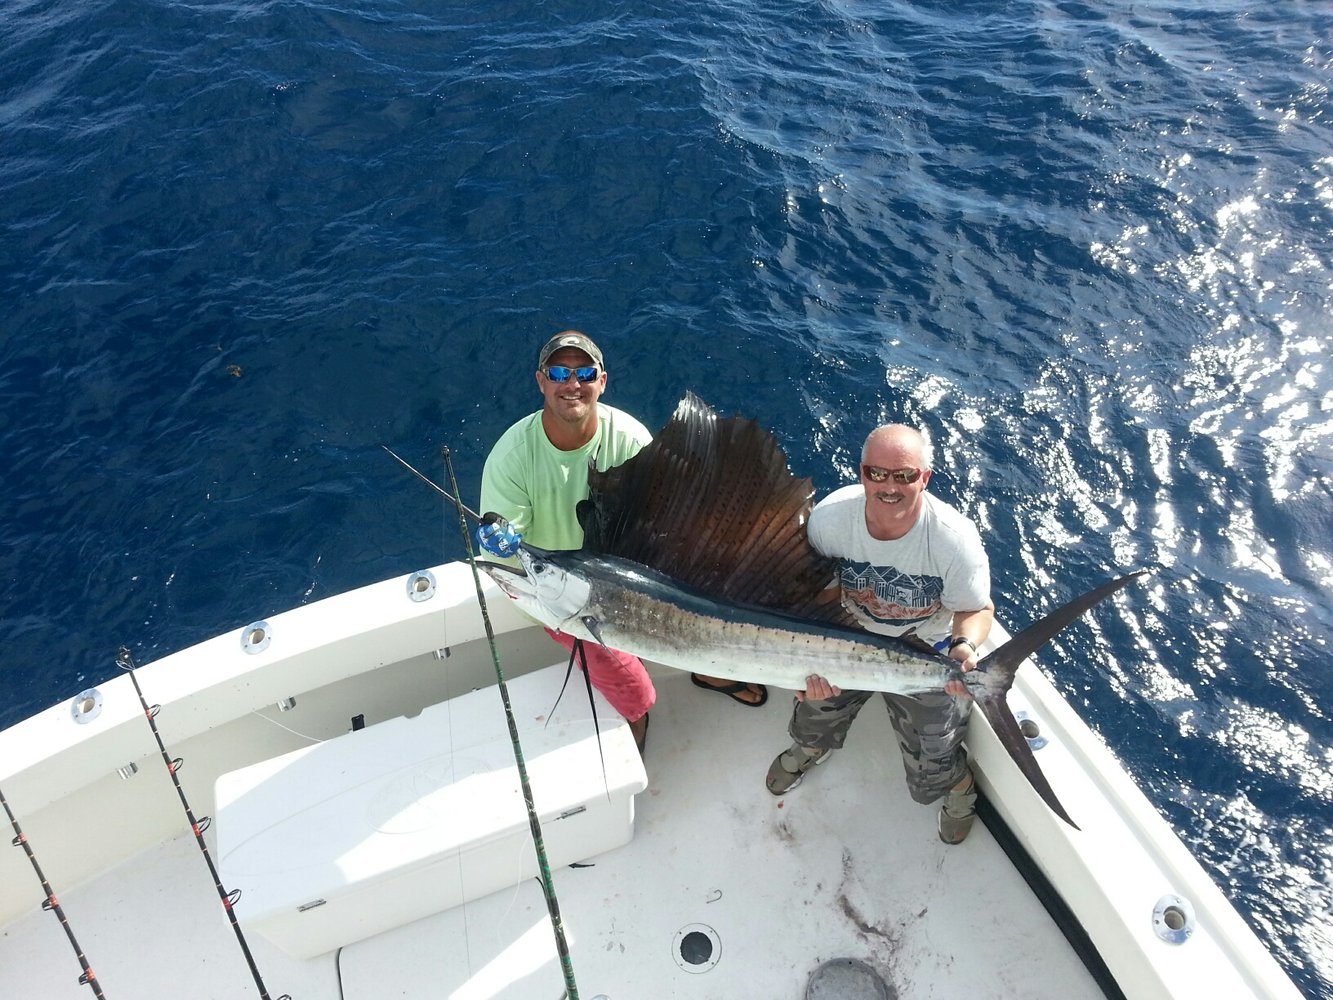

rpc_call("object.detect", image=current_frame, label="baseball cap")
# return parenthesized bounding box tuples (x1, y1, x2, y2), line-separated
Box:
(537, 332, 605, 370)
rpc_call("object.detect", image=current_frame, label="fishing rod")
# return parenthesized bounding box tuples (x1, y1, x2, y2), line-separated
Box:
(1, 785, 107, 997)
(439, 446, 581, 1000)
(385, 444, 613, 795)
(114, 648, 289, 1000)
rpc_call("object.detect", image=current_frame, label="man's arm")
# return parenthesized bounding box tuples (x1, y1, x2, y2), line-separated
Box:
(943, 602, 994, 696)
(479, 422, 534, 534)
(480, 464, 532, 536)
(947, 603, 994, 671)
(478, 431, 534, 557)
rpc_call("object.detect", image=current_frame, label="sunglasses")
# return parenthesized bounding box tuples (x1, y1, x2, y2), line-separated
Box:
(542, 365, 601, 383)
(861, 465, 924, 485)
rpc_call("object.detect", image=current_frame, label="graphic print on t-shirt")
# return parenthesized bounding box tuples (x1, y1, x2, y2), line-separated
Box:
(840, 561, 944, 629)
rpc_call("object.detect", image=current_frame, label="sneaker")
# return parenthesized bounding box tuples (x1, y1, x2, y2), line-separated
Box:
(938, 771, 977, 844)
(766, 743, 830, 795)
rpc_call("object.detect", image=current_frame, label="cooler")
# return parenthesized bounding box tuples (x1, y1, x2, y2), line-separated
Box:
(214, 662, 647, 959)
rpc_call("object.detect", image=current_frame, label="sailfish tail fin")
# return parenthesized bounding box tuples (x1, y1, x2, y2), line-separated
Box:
(972, 684, 1080, 829)
(969, 570, 1149, 829)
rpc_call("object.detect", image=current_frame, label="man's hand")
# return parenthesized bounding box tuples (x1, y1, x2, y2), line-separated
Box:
(944, 637, 979, 698)
(477, 516, 522, 557)
(796, 674, 842, 702)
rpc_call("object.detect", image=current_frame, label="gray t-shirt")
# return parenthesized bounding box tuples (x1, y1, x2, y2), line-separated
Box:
(807, 484, 990, 646)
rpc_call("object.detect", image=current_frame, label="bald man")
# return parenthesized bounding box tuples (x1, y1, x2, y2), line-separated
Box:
(765, 425, 993, 844)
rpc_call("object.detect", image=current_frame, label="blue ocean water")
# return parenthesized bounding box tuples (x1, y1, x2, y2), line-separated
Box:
(1, 0, 1329, 993)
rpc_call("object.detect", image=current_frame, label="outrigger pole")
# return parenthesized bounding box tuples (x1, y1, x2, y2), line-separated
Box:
(1, 785, 107, 997)
(382, 445, 483, 521)
(115, 648, 289, 1000)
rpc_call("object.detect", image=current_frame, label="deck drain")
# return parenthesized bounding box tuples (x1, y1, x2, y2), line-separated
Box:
(671, 923, 720, 973)
(1014, 710, 1048, 750)
(805, 958, 895, 999)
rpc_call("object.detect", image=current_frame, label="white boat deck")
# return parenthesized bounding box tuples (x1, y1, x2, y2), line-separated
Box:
(3, 667, 1099, 1000)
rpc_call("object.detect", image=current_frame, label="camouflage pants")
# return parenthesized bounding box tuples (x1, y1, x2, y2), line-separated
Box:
(787, 689, 971, 804)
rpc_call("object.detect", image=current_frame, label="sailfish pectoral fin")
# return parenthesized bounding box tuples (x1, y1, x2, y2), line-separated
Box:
(582, 616, 608, 646)
(570, 640, 611, 802)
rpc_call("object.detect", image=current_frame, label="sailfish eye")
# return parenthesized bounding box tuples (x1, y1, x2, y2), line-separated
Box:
(531, 561, 546, 573)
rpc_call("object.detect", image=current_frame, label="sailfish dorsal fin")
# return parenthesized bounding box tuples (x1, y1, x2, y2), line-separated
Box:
(578, 393, 855, 626)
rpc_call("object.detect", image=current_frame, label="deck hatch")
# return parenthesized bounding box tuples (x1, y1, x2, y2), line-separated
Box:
(805, 957, 894, 999)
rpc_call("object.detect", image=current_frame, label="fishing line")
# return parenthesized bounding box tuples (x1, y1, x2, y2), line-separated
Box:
(114, 647, 289, 1000)
(383, 444, 482, 521)
(440, 446, 581, 1000)
(1, 785, 107, 997)
(248, 709, 326, 744)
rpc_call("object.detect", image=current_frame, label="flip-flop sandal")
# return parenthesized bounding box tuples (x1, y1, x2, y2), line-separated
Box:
(690, 673, 769, 708)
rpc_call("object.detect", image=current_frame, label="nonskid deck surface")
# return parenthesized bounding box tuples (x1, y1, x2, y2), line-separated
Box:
(4, 668, 1099, 1000)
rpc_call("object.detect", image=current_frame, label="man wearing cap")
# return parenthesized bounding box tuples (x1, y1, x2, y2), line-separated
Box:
(479, 331, 767, 752)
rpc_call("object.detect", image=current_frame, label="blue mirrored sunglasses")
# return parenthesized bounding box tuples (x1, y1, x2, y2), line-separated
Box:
(543, 365, 600, 383)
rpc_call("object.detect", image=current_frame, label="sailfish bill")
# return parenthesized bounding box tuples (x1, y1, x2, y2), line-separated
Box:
(476, 393, 1146, 829)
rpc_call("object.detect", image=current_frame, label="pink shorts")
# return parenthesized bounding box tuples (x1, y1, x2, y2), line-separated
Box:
(543, 628, 656, 722)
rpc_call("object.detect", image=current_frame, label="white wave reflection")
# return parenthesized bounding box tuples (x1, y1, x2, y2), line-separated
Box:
(1091, 579, 1195, 704)
(1308, 552, 1333, 591)
(1089, 225, 1147, 274)
(1317, 156, 1333, 209)
(1196, 701, 1333, 801)
(1215, 195, 1261, 233)
(1225, 502, 1287, 583)
(1183, 778, 1333, 981)
(1182, 330, 1329, 512)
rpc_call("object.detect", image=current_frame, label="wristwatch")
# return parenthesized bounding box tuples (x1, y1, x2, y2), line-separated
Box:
(948, 636, 976, 653)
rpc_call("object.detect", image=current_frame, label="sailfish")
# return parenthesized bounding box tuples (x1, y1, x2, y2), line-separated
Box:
(479, 393, 1145, 829)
